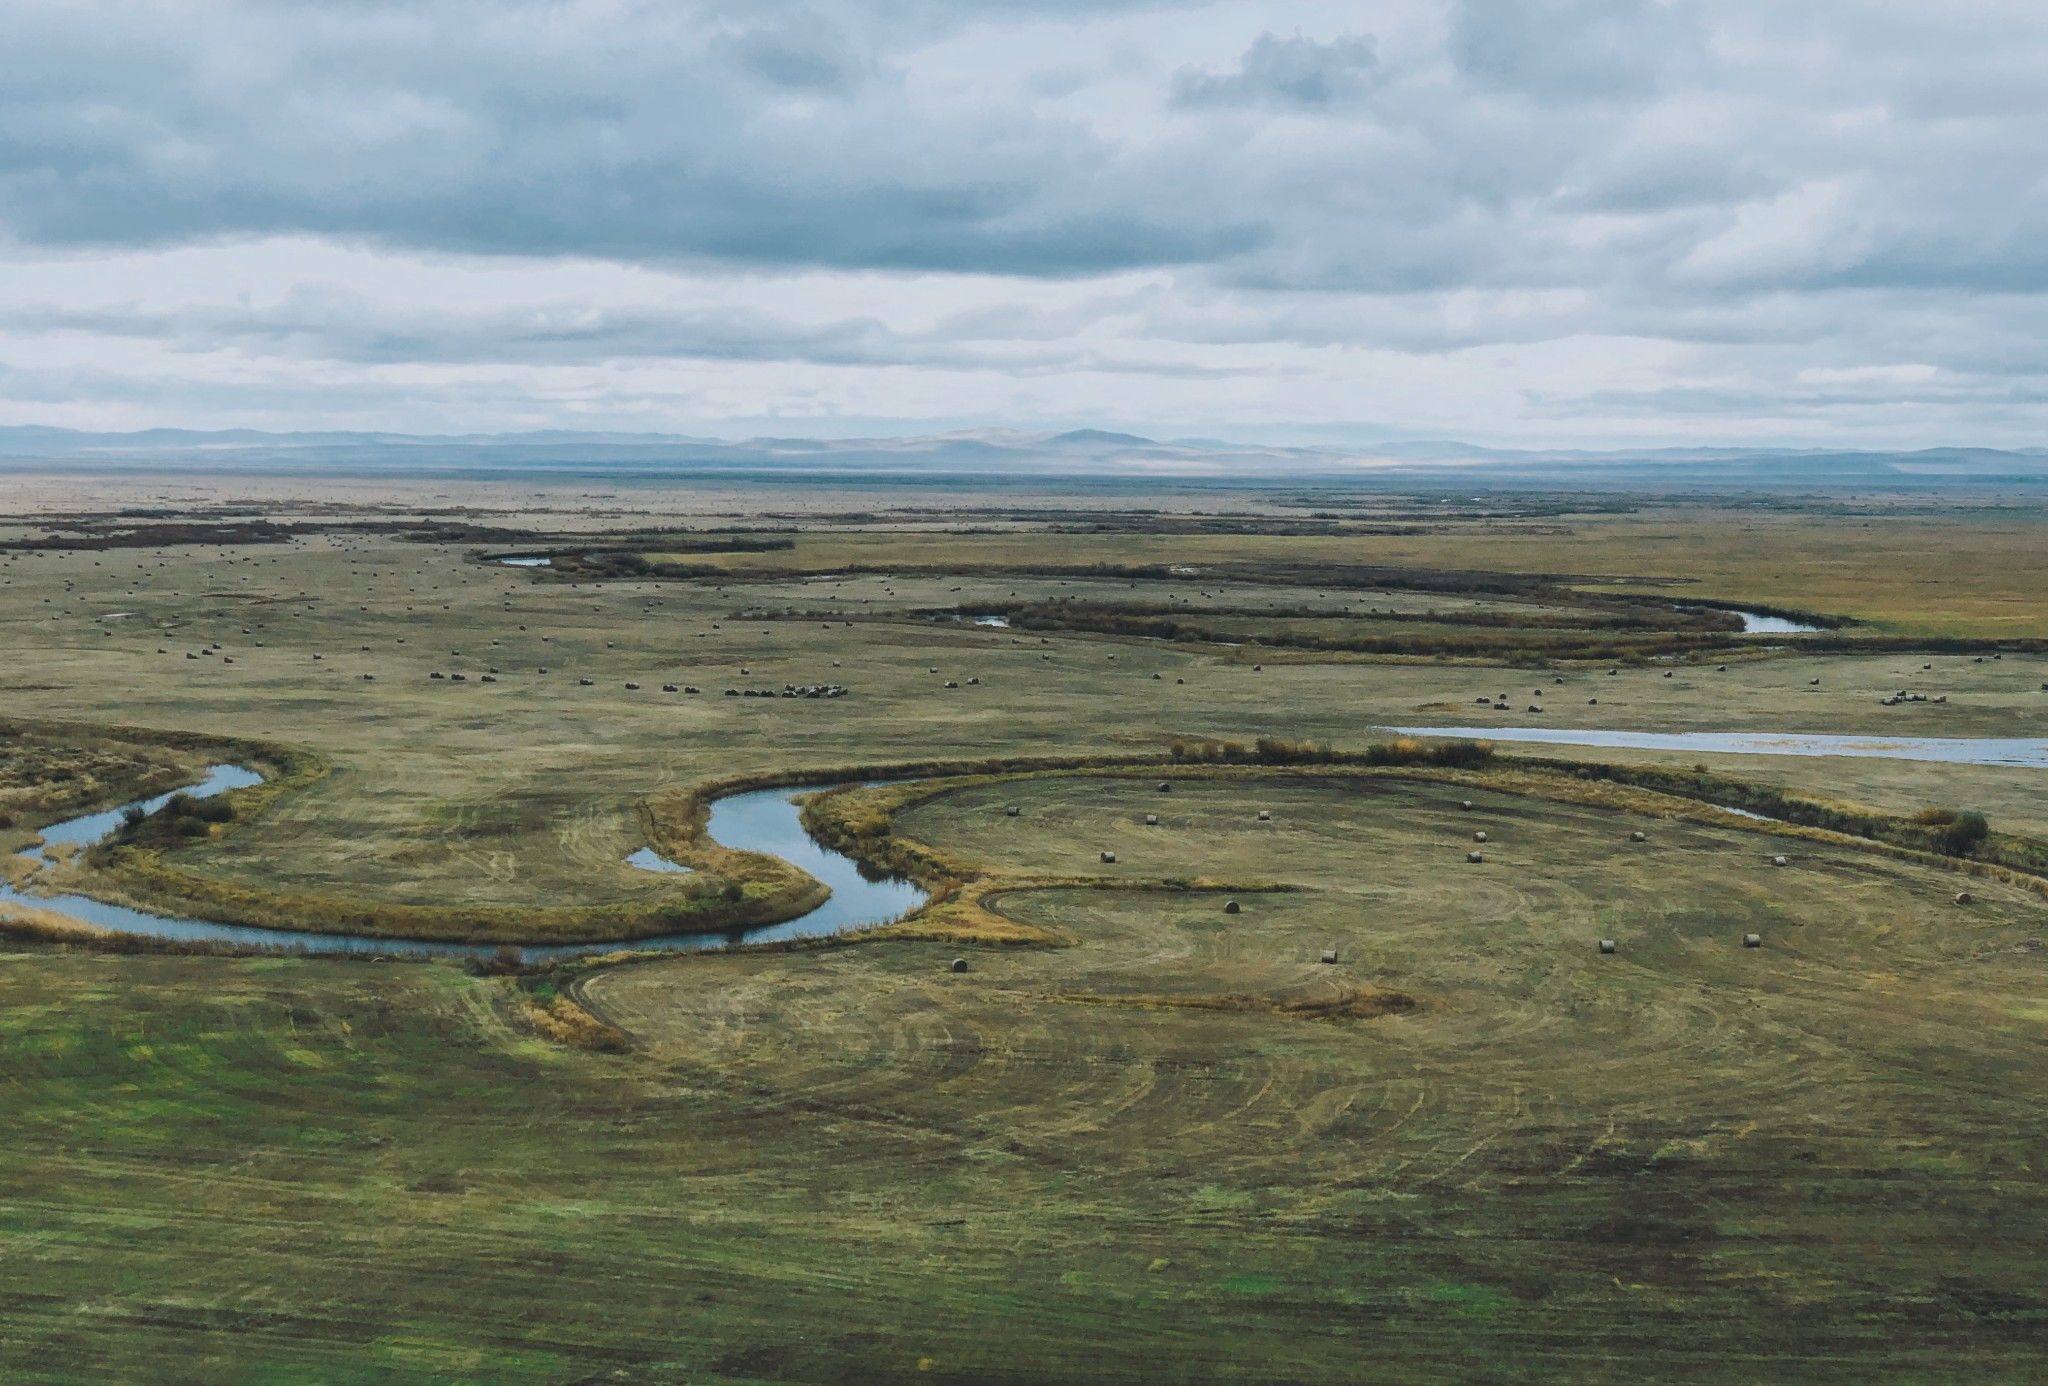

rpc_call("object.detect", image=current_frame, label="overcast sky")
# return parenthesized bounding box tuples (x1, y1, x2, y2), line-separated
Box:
(3, 0, 2046, 448)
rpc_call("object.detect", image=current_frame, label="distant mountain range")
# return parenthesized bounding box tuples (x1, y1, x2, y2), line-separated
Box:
(1, 424, 2043, 488)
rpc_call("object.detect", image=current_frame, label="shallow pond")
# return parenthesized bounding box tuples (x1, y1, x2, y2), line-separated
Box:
(495, 556, 553, 567)
(625, 846, 691, 874)
(1684, 606, 1823, 634)
(1735, 611, 1822, 634)
(2, 772, 925, 961)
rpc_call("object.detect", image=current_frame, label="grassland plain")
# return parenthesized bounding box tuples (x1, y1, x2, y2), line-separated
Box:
(6, 769, 2048, 1380)
(2, 479, 2047, 1380)
(1, 496, 2043, 927)
(596, 505, 2048, 638)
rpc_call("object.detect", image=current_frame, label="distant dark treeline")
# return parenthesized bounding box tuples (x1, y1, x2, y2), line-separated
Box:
(998, 600, 1749, 663)
(1545, 759, 2028, 871)
(999, 597, 1740, 634)
(557, 537, 799, 577)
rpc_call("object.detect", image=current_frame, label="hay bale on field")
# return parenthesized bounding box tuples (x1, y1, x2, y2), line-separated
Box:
(1467, 850, 1484, 863)
(1743, 933, 1762, 948)
(1157, 781, 1171, 793)
(1256, 810, 1270, 821)
(1319, 948, 1338, 965)
(1598, 938, 1617, 954)
(951, 958, 968, 974)
(1459, 799, 1473, 811)
(1144, 814, 1159, 826)
(1100, 850, 1117, 864)
(1954, 890, 1974, 905)
(1004, 804, 1020, 817)
(1630, 830, 1646, 842)
(1772, 854, 1789, 867)
(1223, 899, 1240, 914)
(1473, 830, 1488, 843)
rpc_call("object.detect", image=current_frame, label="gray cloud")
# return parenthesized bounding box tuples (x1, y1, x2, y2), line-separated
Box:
(0, 1, 1262, 276)
(2, 0, 2048, 444)
(1172, 31, 1380, 107)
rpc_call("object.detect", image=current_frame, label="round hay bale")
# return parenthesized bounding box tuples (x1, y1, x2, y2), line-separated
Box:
(1004, 804, 1020, 817)
(1319, 948, 1338, 965)
(1100, 850, 1117, 864)
(1771, 854, 1790, 867)
(1630, 830, 1647, 842)
(1598, 938, 1617, 954)
(1459, 799, 1473, 811)
(1144, 813, 1159, 826)
(1223, 899, 1240, 915)
(1742, 933, 1762, 948)
(1157, 781, 1171, 792)
(950, 958, 968, 974)
(1467, 850, 1484, 863)
(1954, 890, 1974, 905)
(1256, 810, 1270, 821)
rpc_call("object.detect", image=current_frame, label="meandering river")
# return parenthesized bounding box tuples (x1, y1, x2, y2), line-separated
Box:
(8, 722, 2036, 958)
(0, 772, 926, 960)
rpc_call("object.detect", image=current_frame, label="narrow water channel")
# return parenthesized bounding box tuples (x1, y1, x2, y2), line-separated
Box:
(1, 771, 926, 961)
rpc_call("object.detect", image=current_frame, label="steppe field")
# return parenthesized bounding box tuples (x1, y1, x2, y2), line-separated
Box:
(3, 475, 2047, 1382)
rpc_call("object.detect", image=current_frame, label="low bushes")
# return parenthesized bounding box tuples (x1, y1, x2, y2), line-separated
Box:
(103, 791, 235, 850)
(1540, 758, 2014, 865)
(1167, 735, 1493, 770)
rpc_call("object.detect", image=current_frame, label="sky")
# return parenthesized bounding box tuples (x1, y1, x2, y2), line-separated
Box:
(2, 0, 2046, 449)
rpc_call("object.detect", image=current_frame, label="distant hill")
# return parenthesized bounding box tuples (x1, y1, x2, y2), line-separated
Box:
(0, 424, 2042, 489)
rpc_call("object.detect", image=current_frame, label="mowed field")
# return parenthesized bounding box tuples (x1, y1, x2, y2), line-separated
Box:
(6, 770, 2047, 1380)
(3, 481, 2048, 1381)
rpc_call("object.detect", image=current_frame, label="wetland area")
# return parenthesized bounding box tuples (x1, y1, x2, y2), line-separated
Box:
(3, 479, 2047, 1383)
